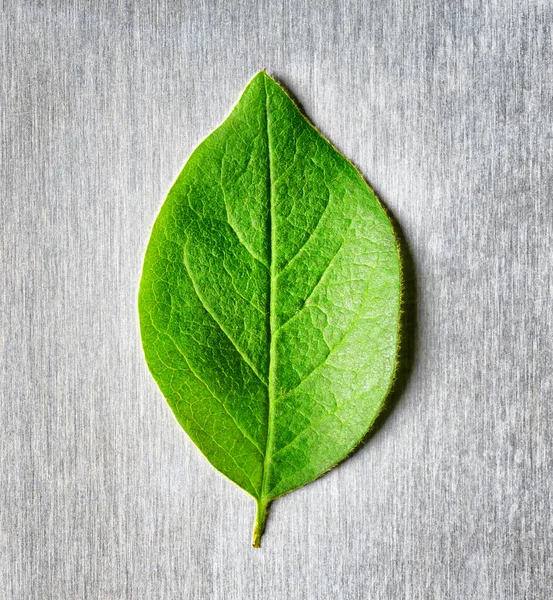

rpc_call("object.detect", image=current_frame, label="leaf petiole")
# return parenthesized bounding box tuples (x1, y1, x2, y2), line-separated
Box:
(252, 499, 269, 548)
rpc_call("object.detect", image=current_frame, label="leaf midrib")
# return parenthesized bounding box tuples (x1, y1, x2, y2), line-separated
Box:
(261, 73, 276, 503)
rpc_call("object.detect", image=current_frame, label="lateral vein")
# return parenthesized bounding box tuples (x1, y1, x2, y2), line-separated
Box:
(182, 242, 268, 386)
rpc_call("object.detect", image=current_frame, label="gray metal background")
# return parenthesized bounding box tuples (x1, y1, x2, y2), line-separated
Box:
(1, 1, 552, 598)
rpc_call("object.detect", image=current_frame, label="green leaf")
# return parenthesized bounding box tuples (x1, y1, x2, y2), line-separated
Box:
(139, 72, 401, 547)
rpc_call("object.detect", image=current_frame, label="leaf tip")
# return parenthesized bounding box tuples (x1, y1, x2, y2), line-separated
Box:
(253, 69, 274, 84)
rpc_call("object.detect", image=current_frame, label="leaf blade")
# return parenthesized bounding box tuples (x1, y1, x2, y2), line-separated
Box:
(139, 71, 401, 543)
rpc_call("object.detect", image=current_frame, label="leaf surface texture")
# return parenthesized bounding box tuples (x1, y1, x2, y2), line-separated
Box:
(139, 72, 401, 545)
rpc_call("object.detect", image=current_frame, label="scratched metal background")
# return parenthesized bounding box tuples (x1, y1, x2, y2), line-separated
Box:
(2, 1, 552, 598)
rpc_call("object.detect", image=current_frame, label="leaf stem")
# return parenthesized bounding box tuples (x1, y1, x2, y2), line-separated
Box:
(252, 499, 269, 547)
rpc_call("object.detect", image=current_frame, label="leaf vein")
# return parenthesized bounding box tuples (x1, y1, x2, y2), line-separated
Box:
(150, 324, 264, 459)
(182, 242, 268, 386)
(274, 258, 378, 403)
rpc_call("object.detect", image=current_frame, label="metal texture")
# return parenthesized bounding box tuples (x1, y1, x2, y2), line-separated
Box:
(1, 1, 552, 598)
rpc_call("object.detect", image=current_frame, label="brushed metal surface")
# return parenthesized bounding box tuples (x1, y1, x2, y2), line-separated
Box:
(2, 1, 552, 598)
